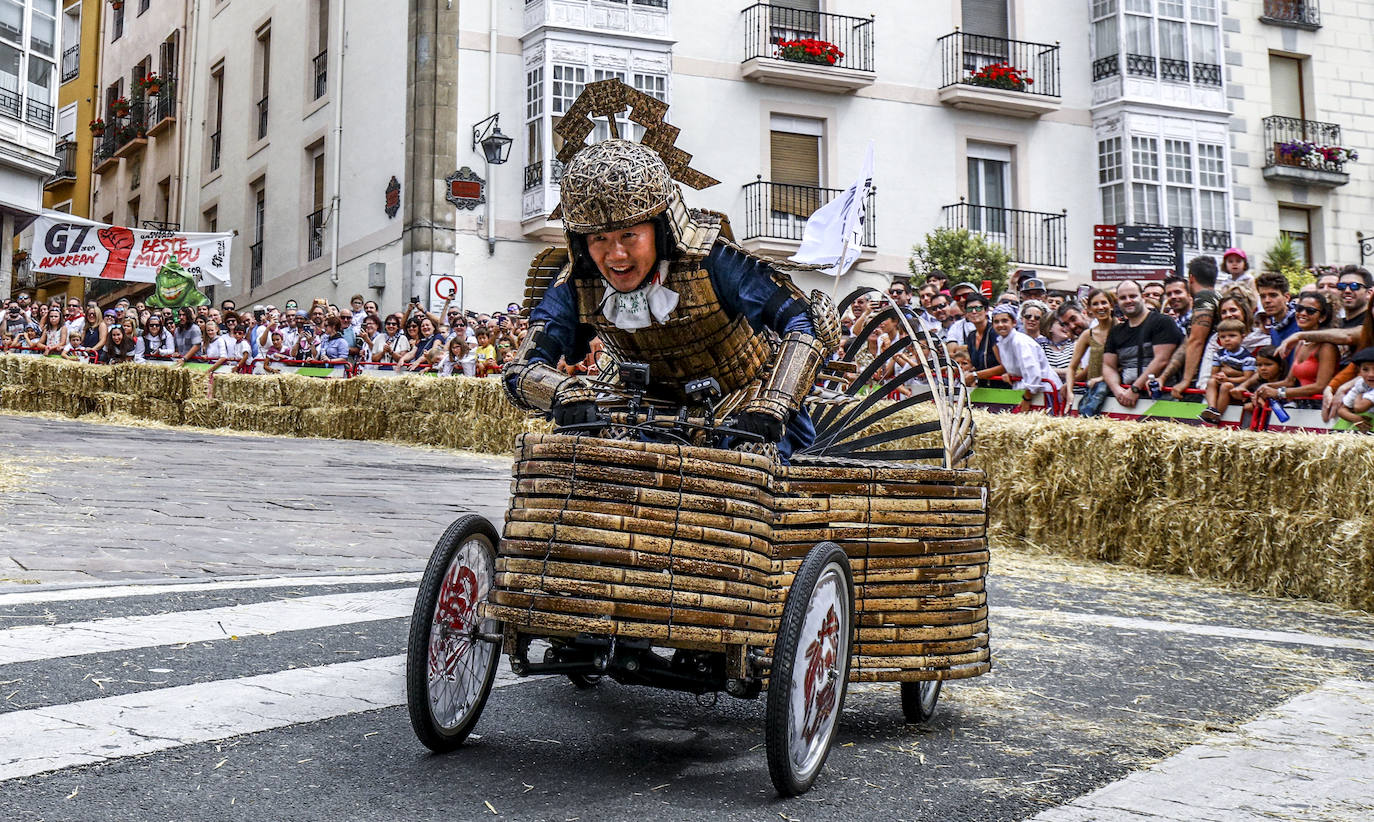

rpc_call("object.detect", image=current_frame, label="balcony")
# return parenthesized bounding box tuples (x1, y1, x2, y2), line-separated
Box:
(522, 0, 670, 40)
(256, 96, 269, 141)
(741, 4, 875, 93)
(112, 101, 149, 159)
(1262, 115, 1351, 188)
(937, 31, 1061, 118)
(145, 82, 176, 137)
(307, 209, 325, 261)
(44, 141, 77, 188)
(1093, 52, 1221, 88)
(1260, 0, 1321, 29)
(521, 158, 568, 240)
(741, 179, 876, 259)
(313, 50, 328, 100)
(61, 45, 79, 83)
(25, 98, 54, 130)
(0, 88, 19, 119)
(142, 220, 181, 232)
(93, 130, 120, 173)
(942, 202, 1067, 269)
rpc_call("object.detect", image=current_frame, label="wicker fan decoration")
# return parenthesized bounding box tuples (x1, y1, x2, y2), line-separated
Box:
(799, 289, 976, 469)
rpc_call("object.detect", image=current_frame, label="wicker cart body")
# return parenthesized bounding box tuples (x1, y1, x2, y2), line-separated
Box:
(482, 433, 990, 685)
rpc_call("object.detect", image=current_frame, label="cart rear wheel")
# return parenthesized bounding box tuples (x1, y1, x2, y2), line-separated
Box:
(900, 680, 942, 723)
(568, 673, 602, 689)
(766, 542, 853, 797)
(405, 515, 502, 753)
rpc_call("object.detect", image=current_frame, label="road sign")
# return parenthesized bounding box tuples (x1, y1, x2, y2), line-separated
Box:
(428, 274, 463, 315)
(1093, 224, 1184, 277)
(1092, 268, 1173, 282)
(1093, 252, 1179, 265)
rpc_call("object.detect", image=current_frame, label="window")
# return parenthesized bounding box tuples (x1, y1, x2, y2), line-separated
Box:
(250, 183, 265, 288)
(961, 0, 1009, 38)
(550, 64, 584, 156)
(524, 67, 542, 185)
(208, 65, 224, 171)
(1094, 0, 1219, 84)
(1269, 54, 1305, 121)
(157, 178, 171, 223)
(967, 142, 1011, 236)
(60, 3, 79, 83)
(308, 149, 325, 261)
(32, 0, 55, 58)
(1098, 136, 1126, 223)
(770, 115, 822, 219)
(0, 1, 22, 43)
(203, 205, 217, 233)
(112, 0, 123, 41)
(255, 26, 271, 140)
(1279, 207, 1311, 266)
(127, 195, 140, 226)
(139, 0, 150, 15)
(1130, 136, 1160, 224)
(312, 0, 328, 99)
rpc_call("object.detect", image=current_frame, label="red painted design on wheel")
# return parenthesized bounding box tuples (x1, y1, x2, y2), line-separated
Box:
(800, 604, 840, 744)
(430, 564, 479, 675)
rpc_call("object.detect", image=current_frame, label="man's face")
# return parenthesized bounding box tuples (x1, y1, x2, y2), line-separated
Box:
(929, 297, 949, 322)
(339, 311, 353, 327)
(364, 301, 378, 314)
(1165, 281, 1191, 314)
(991, 313, 1015, 336)
(1258, 287, 1289, 319)
(588, 223, 657, 293)
(917, 286, 935, 309)
(1061, 308, 1088, 337)
(17, 293, 30, 307)
(1316, 274, 1340, 302)
(67, 301, 81, 317)
(221, 301, 235, 312)
(1142, 283, 1165, 308)
(1339, 275, 1370, 313)
(1019, 289, 1046, 304)
(1116, 283, 1144, 318)
(888, 284, 911, 307)
(309, 309, 326, 325)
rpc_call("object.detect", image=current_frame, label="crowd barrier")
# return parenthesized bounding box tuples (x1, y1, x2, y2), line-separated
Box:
(5, 345, 101, 364)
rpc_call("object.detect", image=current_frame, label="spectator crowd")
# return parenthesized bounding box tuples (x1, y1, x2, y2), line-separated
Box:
(4, 246, 1373, 432)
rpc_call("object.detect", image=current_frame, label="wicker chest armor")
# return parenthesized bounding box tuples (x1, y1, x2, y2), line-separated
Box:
(573, 259, 772, 401)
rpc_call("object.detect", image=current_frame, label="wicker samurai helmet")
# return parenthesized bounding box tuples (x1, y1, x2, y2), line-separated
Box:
(558, 140, 679, 236)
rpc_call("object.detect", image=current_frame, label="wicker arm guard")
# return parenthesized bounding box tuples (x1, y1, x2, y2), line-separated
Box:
(502, 324, 598, 412)
(741, 331, 826, 422)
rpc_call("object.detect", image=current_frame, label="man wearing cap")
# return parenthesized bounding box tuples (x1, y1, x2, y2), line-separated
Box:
(1018, 276, 1048, 302)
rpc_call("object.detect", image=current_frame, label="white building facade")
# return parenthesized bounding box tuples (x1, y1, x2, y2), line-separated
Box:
(0, 0, 60, 301)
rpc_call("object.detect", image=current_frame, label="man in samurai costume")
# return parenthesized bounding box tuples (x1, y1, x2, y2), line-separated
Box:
(503, 80, 839, 460)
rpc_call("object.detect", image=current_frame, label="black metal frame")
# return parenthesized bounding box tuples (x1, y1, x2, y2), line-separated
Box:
(307, 209, 325, 261)
(1159, 57, 1189, 83)
(742, 180, 876, 247)
(313, 50, 328, 100)
(209, 130, 222, 171)
(61, 45, 79, 83)
(741, 3, 874, 73)
(1263, 115, 1347, 172)
(257, 96, 269, 140)
(25, 98, 54, 130)
(46, 141, 77, 185)
(937, 30, 1061, 98)
(1125, 53, 1156, 77)
(523, 161, 542, 192)
(250, 241, 264, 289)
(1092, 55, 1119, 80)
(941, 202, 1067, 269)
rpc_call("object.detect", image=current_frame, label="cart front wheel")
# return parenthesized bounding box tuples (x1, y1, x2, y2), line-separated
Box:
(766, 542, 854, 797)
(900, 679, 942, 723)
(405, 515, 502, 753)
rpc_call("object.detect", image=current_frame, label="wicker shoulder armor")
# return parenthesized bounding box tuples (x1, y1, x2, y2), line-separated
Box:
(520, 246, 573, 317)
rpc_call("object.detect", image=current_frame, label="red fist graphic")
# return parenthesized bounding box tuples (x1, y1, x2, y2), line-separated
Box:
(97, 226, 137, 280)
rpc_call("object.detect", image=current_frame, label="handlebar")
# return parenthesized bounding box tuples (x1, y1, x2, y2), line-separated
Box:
(554, 408, 765, 446)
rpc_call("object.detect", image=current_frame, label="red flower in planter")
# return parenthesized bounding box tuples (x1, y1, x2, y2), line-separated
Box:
(776, 37, 845, 67)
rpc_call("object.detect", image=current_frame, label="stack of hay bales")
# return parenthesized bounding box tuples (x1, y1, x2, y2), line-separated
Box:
(970, 412, 1374, 612)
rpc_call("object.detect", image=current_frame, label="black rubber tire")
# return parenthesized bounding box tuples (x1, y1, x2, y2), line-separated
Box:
(567, 673, 602, 689)
(765, 542, 854, 797)
(405, 515, 502, 753)
(900, 680, 942, 723)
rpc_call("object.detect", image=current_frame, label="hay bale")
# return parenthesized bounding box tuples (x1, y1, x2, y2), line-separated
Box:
(0, 384, 38, 412)
(278, 374, 332, 408)
(212, 373, 286, 406)
(301, 406, 389, 440)
(218, 402, 302, 436)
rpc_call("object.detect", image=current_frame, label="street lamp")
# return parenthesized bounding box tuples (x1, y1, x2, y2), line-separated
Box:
(472, 114, 513, 165)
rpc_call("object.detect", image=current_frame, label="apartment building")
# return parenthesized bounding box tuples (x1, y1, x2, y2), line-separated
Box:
(0, 0, 62, 302)
(86, 0, 187, 304)
(1224, 0, 1374, 268)
(180, 0, 404, 310)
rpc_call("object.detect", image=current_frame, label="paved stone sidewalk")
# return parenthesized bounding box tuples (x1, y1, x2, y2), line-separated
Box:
(0, 414, 514, 586)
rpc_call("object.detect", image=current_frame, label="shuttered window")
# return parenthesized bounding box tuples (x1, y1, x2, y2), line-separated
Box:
(770, 129, 821, 218)
(1269, 54, 1304, 121)
(961, 0, 1008, 38)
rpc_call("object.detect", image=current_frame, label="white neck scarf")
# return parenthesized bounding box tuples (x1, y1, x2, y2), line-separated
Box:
(600, 261, 679, 332)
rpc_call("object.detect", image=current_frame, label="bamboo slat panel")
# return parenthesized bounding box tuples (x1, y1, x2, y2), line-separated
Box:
(493, 433, 991, 682)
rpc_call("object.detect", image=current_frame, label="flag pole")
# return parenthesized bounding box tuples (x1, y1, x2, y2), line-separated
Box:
(829, 238, 851, 298)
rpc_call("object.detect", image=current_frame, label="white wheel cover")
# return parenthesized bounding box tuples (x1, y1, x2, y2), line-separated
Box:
(426, 538, 496, 731)
(787, 563, 848, 779)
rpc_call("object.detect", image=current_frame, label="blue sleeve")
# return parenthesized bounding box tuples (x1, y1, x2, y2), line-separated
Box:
(704, 243, 815, 336)
(527, 278, 593, 365)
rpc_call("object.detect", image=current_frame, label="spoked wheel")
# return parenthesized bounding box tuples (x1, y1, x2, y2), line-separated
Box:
(900, 679, 942, 723)
(765, 542, 854, 797)
(405, 515, 502, 753)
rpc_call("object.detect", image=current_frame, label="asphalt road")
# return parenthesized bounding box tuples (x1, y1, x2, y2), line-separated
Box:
(2, 414, 1372, 821)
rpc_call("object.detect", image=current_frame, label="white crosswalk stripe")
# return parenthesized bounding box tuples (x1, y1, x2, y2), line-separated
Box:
(0, 572, 422, 607)
(0, 587, 416, 666)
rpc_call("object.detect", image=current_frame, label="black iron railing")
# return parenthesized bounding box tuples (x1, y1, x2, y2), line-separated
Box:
(742, 3, 874, 73)
(47, 141, 76, 184)
(111, 99, 147, 146)
(550, 158, 566, 184)
(1126, 53, 1156, 77)
(313, 50, 328, 99)
(938, 31, 1061, 98)
(1200, 228, 1230, 252)
(142, 220, 181, 231)
(0, 88, 19, 119)
(523, 161, 542, 191)
(250, 241, 264, 289)
(257, 96, 269, 140)
(942, 202, 1067, 268)
(743, 180, 876, 247)
(1093, 54, 1119, 80)
(1263, 115, 1348, 172)
(94, 130, 119, 166)
(1159, 57, 1189, 83)
(1193, 62, 1221, 86)
(61, 45, 79, 83)
(1262, 0, 1320, 27)
(307, 209, 325, 261)
(209, 130, 222, 171)
(26, 98, 54, 130)
(145, 82, 176, 127)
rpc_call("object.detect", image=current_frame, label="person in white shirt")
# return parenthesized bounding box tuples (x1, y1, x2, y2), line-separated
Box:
(134, 316, 176, 362)
(990, 303, 1062, 412)
(205, 324, 251, 373)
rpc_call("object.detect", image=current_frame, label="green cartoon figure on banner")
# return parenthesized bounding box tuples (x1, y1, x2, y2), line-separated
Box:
(145, 255, 211, 309)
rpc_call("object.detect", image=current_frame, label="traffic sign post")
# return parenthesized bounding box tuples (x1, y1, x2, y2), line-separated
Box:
(428, 274, 463, 315)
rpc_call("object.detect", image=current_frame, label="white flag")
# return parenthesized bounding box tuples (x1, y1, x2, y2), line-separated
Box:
(791, 140, 874, 276)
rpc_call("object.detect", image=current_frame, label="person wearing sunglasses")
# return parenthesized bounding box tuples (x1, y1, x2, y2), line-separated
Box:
(1255, 291, 1337, 409)
(135, 315, 175, 362)
(1337, 265, 1371, 330)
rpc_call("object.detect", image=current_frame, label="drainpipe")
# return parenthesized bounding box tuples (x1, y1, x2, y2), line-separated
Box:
(176, 0, 200, 235)
(329, 0, 348, 285)
(486, 0, 496, 255)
